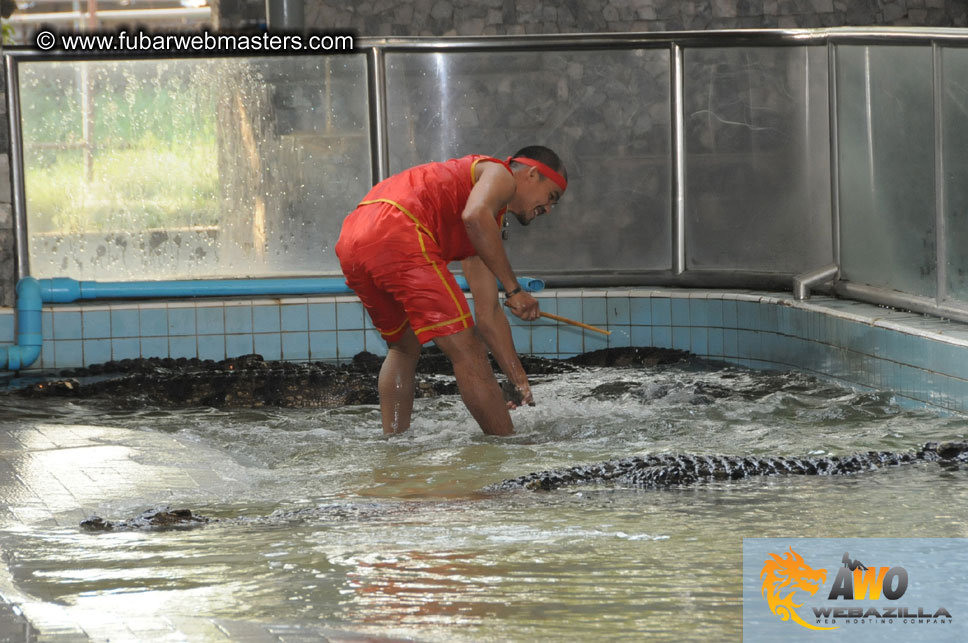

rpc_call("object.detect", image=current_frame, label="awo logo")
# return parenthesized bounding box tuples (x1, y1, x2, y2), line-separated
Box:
(759, 547, 954, 632)
(760, 548, 834, 631)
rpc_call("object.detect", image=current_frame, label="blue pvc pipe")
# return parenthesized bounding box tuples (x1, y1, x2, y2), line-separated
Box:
(38, 276, 544, 303)
(454, 275, 545, 294)
(38, 277, 356, 302)
(0, 277, 42, 370)
(2, 275, 545, 371)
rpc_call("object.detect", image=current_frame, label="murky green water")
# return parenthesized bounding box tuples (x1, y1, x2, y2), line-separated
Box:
(1, 361, 967, 641)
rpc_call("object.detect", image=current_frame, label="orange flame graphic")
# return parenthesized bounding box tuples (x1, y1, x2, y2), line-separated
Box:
(760, 547, 837, 631)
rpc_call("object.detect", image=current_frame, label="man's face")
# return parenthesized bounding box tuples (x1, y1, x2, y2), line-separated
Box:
(510, 167, 564, 227)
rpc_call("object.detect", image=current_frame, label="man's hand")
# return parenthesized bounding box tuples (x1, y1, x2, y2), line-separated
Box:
(511, 382, 534, 409)
(504, 290, 540, 321)
(501, 379, 534, 409)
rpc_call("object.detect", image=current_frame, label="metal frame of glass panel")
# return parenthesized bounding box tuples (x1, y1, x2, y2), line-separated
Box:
(5, 28, 968, 321)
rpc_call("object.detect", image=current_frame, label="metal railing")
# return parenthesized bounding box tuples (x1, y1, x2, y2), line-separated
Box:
(4, 27, 968, 323)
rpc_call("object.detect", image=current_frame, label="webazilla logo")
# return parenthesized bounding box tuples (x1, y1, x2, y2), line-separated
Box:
(760, 548, 834, 630)
(759, 547, 954, 632)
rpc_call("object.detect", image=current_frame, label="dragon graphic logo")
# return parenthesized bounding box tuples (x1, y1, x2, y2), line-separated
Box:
(760, 547, 837, 631)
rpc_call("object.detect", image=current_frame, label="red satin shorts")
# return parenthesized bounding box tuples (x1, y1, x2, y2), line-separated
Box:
(335, 201, 474, 344)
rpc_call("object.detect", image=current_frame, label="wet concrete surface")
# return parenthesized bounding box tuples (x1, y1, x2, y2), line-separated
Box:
(0, 422, 414, 642)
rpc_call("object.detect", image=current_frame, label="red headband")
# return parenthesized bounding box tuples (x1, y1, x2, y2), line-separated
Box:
(507, 156, 568, 191)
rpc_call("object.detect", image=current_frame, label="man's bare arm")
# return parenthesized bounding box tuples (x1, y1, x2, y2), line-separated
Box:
(461, 162, 539, 320)
(462, 255, 533, 407)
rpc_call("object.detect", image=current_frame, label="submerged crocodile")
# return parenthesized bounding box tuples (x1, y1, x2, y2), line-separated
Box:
(12, 347, 689, 409)
(81, 442, 968, 531)
(80, 501, 418, 532)
(490, 441, 968, 492)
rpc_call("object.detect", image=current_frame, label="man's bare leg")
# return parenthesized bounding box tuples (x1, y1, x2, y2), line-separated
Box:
(379, 325, 421, 434)
(433, 329, 514, 436)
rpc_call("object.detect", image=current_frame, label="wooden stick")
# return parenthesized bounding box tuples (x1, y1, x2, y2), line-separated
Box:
(540, 311, 611, 335)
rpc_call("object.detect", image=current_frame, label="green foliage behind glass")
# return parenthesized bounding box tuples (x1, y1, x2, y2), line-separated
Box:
(20, 60, 220, 232)
(27, 139, 218, 234)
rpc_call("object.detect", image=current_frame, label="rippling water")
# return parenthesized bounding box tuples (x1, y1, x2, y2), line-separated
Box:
(1, 360, 967, 641)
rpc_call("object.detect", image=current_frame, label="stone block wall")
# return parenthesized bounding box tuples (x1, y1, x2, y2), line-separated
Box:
(216, 0, 968, 33)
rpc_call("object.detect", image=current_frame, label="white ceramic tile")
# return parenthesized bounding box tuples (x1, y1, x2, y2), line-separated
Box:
(663, 289, 693, 299)
(628, 289, 657, 298)
(731, 293, 762, 303)
(553, 289, 583, 298)
(74, 303, 112, 313)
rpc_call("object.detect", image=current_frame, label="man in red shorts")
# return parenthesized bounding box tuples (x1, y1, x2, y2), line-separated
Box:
(335, 146, 567, 436)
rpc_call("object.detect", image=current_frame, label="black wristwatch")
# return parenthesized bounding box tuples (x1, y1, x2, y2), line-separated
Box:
(504, 286, 523, 300)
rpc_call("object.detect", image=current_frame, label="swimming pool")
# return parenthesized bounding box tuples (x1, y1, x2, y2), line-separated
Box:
(1, 356, 965, 641)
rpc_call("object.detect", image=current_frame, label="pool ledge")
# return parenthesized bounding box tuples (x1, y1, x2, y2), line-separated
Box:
(518, 288, 968, 414)
(1, 287, 966, 414)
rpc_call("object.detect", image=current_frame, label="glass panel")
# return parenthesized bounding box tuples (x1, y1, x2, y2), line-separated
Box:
(836, 46, 936, 297)
(942, 48, 968, 303)
(683, 46, 832, 273)
(20, 55, 370, 280)
(384, 49, 672, 273)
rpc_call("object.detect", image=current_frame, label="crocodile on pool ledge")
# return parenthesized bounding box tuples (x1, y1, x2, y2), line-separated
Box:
(9, 347, 690, 409)
(81, 442, 968, 531)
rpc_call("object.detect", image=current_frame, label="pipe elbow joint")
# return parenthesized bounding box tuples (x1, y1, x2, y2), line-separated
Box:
(17, 276, 43, 310)
(2, 344, 41, 371)
(793, 264, 840, 301)
(2, 277, 44, 371)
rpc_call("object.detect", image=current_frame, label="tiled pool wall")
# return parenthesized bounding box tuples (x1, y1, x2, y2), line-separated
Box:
(2, 289, 968, 413)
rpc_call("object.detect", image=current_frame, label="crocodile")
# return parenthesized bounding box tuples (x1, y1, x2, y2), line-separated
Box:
(80, 442, 968, 531)
(80, 501, 418, 532)
(489, 441, 968, 492)
(80, 508, 211, 531)
(12, 347, 690, 409)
